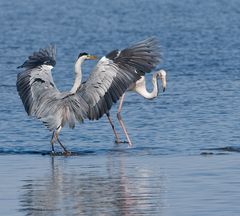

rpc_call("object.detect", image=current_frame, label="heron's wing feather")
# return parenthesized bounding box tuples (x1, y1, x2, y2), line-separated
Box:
(78, 37, 160, 120)
(17, 45, 88, 130)
(17, 44, 56, 69)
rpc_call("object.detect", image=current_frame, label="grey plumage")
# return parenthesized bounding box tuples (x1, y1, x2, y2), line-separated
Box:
(16, 37, 160, 152)
(18, 45, 56, 69)
(79, 37, 161, 120)
(17, 45, 88, 131)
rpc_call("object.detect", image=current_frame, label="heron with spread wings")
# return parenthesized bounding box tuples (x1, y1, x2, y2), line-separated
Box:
(16, 38, 160, 155)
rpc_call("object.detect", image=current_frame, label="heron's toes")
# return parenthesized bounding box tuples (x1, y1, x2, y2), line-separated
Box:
(115, 139, 121, 144)
(63, 151, 72, 156)
(115, 140, 130, 144)
(50, 151, 56, 156)
(115, 139, 126, 144)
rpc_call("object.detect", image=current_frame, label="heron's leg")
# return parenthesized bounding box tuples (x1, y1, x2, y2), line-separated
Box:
(117, 94, 132, 147)
(50, 131, 55, 154)
(55, 126, 71, 156)
(106, 112, 121, 143)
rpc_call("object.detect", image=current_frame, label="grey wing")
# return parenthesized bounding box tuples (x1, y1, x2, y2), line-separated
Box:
(78, 37, 161, 120)
(16, 45, 88, 131)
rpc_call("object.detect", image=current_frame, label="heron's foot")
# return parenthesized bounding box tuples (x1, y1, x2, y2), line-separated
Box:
(123, 140, 133, 147)
(63, 150, 71, 156)
(50, 151, 56, 156)
(115, 138, 126, 144)
(115, 140, 128, 144)
(115, 139, 122, 144)
(115, 140, 132, 146)
(49, 151, 71, 156)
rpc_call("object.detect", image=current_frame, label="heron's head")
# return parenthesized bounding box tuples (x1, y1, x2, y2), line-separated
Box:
(43, 59, 56, 68)
(157, 69, 167, 92)
(77, 52, 97, 61)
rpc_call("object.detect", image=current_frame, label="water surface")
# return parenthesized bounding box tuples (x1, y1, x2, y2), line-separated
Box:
(0, 0, 240, 215)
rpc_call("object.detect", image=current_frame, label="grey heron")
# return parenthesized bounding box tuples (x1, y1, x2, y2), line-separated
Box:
(106, 69, 167, 146)
(16, 38, 160, 155)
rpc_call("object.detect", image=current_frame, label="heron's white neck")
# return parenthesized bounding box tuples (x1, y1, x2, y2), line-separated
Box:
(70, 57, 85, 94)
(135, 73, 159, 99)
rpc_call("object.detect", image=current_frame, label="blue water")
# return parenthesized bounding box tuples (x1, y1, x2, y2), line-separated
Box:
(1, 0, 240, 215)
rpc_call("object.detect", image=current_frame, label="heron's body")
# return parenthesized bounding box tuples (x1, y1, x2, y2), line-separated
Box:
(107, 70, 167, 146)
(16, 38, 161, 154)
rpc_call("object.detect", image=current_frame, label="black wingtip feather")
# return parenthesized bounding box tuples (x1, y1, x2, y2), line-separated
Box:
(108, 37, 161, 76)
(18, 44, 56, 69)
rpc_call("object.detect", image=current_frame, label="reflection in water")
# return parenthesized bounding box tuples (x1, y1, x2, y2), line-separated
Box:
(19, 154, 165, 215)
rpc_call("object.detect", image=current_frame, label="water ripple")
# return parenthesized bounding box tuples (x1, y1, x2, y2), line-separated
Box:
(0, 146, 174, 157)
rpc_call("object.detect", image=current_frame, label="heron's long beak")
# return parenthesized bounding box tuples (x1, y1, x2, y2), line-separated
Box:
(87, 55, 97, 60)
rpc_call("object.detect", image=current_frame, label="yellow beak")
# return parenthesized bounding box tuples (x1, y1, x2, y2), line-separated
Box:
(87, 55, 97, 60)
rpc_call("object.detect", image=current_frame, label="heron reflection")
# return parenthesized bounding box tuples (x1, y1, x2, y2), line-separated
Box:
(20, 153, 165, 215)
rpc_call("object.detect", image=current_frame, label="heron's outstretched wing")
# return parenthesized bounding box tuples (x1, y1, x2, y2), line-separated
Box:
(78, 37, 160, 120)
(16, 45, 88, 131)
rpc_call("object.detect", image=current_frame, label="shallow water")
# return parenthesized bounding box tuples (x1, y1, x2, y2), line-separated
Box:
(1, 0, 240, 215)
(1, 153, 240, 216)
